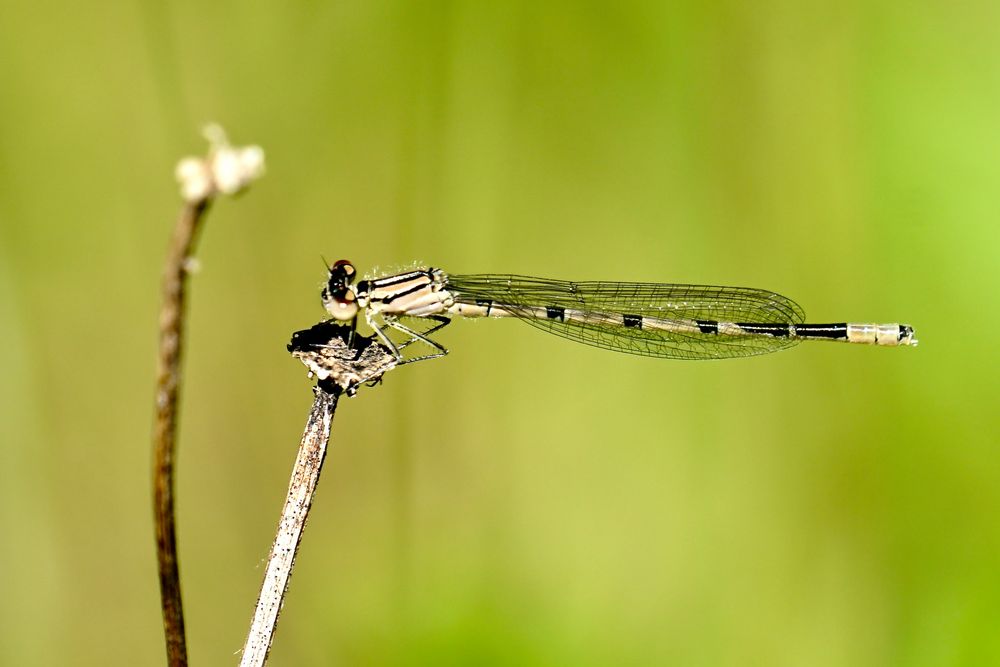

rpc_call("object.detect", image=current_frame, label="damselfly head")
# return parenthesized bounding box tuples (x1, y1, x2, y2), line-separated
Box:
(322, 260, 360, 321)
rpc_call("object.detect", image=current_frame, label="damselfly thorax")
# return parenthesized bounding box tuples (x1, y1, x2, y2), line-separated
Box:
(321, 260, 917, 365)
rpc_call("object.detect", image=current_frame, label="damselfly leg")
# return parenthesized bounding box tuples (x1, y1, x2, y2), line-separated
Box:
(368, 312, 452, 364)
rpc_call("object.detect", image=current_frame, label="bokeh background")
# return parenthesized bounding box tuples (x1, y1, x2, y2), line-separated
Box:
(1, 2, 998, 665)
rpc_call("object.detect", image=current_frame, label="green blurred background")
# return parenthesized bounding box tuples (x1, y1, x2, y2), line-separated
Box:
(1, 1, 998, 665)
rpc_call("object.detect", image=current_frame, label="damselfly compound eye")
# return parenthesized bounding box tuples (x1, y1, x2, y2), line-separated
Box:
(329, 259, 356, 285)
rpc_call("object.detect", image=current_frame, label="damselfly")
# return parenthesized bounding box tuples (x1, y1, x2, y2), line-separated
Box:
(320, 260, 917, 364)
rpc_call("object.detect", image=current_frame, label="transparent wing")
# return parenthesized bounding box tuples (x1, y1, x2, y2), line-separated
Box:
(446, 274, 806, 360)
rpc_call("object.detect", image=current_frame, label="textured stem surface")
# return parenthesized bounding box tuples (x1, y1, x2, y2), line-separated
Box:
(153, 199, 210, 667)
(240, 388, 340, 667)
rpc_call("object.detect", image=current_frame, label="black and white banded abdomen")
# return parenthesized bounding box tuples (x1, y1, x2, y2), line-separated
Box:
(450, 301, 915, 346)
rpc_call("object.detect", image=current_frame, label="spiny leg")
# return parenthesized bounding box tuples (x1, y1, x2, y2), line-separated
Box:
(396, 315, 452, 351)
(345, 312, 358, 348)
(383, 315, 450, 364)
(366, 310, 404, 361)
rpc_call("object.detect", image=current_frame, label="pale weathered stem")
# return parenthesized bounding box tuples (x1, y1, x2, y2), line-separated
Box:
(240, 388, 340, 666)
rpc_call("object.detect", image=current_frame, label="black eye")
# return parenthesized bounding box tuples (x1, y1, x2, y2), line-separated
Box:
(330, 259, 356, 285)
(327, 266, 357, 295)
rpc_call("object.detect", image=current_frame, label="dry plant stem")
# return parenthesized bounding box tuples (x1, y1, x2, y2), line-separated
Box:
(240, 388, 340, 667)
(153, 199, 210, 667)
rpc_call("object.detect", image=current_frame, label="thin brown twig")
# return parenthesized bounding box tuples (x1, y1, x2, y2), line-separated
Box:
(239, 387, 341, 667)
(152, 126, 263, 666)
(152, 198, 210, 667)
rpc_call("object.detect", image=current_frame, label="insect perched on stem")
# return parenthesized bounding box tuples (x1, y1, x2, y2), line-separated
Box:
(321, 260, 917, 365)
